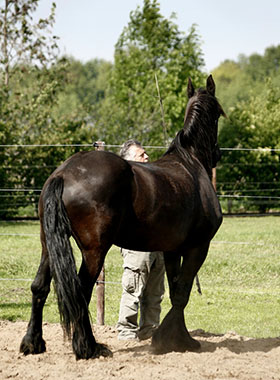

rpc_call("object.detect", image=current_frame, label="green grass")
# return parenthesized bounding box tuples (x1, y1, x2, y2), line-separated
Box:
(0, 217, 279, 338)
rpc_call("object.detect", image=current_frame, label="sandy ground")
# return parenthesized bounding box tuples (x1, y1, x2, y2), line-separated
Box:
(0, 321, 279, 380)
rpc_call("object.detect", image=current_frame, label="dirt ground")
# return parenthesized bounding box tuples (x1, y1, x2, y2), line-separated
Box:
(0, 321, 279, 380)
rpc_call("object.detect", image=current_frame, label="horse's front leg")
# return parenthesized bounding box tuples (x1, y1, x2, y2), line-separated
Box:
(162, 251, 181, 304)
(20, 251, 51, 355)
(152, 242, 210, 354)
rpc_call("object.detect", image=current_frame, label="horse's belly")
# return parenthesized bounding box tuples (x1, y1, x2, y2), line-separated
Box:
(115, 216, 190, 252)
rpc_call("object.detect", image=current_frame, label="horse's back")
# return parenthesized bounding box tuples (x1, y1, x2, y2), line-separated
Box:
(39, 150, 133, 218)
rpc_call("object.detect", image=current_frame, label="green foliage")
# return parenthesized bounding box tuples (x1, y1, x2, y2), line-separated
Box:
(52, 58, 112, 145)
(217, 79, 280, 212)
(212, 60, 249, 115)
(213, 45, 280, 213)
(1, 217, 280, 337)
(0, 0, 64, 218)
(0, 0, 58, 85)
(97, 0, 205, 154)
(0, 2, 111, 218)
(0, 58, 111, 218)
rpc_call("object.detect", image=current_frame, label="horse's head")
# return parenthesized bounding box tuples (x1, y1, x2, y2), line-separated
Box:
(185, 75, 226, 127)
(182, 75, 226, 172)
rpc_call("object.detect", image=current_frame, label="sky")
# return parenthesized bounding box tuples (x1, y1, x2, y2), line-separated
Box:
(36, 0, 280, 72)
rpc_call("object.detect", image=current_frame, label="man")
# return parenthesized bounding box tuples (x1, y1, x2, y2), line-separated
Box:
(117, 139, 165, 341)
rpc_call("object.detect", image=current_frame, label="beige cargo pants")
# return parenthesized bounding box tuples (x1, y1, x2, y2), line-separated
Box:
(117, 249, 165, 340)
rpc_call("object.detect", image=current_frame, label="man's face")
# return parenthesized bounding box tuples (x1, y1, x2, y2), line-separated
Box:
(129, 145, 149, 162)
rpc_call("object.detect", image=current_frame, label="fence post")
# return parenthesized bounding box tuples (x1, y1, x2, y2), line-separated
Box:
(212, 168, 217, 191)
(94, 141, 105, 325)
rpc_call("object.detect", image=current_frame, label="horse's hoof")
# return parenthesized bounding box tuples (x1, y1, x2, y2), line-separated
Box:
(185, 336, 201, 351)
(75, 343, 113, 360)
(20, 335, 46, 355)
(95, 343, 113, 358)
(152, 330, 200, 354)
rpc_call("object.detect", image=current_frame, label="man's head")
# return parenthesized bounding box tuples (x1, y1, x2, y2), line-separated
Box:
(120, 139, 149, 162)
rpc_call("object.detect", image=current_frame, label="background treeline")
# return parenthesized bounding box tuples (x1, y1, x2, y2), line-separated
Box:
(213, 48, 280, 213)
(0, 0, 280, 218)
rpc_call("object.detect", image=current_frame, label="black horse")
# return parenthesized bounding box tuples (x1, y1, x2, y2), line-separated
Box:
(20, 75, 225, 359)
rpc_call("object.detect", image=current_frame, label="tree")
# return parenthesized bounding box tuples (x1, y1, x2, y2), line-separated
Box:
(212, 60, 246, 110)
(0, 0, 64, 218)
(217, 79, 280, 213)
(0, 0, 58, 86)
(213, 44, 280, 112)
(97, 0, 205, 153)
(52, 58, 112, 145)
(212, 45, 280, 213)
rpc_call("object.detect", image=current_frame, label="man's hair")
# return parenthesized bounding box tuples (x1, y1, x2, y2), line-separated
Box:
(119, 139, 142, 159)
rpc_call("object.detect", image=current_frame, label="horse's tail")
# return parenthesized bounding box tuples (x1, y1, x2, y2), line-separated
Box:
(42, 176, 88, 339)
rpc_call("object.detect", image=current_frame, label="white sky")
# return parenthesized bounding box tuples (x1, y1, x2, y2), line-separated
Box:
(36, 0, 280, 72)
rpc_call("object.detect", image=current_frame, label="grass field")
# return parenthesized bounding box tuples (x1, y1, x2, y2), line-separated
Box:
(0, 216, 279, 338)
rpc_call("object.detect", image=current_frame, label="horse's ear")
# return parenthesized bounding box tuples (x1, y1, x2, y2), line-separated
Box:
(187, 78, 195, 99)
(206, 75, 215, 96)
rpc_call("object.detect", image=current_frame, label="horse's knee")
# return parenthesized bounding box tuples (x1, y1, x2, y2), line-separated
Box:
(31, 273, 51, 300)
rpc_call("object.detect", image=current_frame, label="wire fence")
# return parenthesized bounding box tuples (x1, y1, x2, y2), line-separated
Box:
(0, 142, 280, 216)
(1, 230, 280, 284)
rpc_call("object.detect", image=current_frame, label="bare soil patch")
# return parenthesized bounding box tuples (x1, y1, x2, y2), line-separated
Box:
(0, 321, 279, 380)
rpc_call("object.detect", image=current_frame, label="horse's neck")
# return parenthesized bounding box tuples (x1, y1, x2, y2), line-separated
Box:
(183, 125, 214, 179)
(163, 145, 213, 180)
(193, 148, 213, 179)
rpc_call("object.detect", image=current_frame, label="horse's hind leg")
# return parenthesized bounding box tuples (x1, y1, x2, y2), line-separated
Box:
(71, 243, 113, 359)
(20, 247, 51, 355)
(152, 242, 210, 354)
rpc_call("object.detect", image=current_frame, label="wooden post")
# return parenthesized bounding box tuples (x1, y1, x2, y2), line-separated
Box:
(212, 167, 217, 191)
(94, 141, 105, 325)
(96, 266, 105, 325)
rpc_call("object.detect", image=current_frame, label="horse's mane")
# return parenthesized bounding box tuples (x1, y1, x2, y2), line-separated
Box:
(165, 88, 223, 171)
